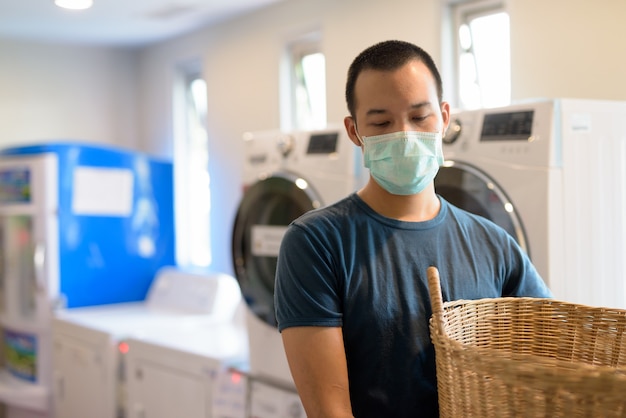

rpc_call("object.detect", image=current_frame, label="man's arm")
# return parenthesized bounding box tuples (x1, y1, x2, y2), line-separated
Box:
(281, 326, 354, 418)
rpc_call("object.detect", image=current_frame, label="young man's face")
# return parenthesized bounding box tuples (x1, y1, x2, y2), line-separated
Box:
(346, 60, 450, 143)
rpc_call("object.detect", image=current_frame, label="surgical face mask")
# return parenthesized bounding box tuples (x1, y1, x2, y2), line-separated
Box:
(357, 130, 444, 195)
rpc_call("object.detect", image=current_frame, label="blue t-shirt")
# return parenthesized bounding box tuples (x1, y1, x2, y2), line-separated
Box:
(275, 193, 552, 418)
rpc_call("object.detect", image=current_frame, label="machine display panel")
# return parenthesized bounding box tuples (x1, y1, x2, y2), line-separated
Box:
(480, 110, 534, 142)
(0, 167, 31, 204)
(306, 132, 339, 154)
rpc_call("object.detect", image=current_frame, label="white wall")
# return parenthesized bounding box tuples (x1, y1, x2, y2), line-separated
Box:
(0, 39, 138, 149)
(0, 0, 624, 275)
(509, 0, 626, 101)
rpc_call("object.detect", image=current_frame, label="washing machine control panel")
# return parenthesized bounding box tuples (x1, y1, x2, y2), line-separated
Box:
(306, 132, 339, 154)
(480, 110, 534, 142)
(444, 101, 556, 167)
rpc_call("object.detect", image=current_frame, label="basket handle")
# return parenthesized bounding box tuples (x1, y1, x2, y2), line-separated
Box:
(427, 266, 445, 330)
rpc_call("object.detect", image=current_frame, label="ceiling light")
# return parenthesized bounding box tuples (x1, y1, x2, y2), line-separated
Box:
(54, 0, 93, 10)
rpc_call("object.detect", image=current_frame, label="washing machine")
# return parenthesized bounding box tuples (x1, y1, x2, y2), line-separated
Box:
(435, 98, 626, 308)
(231, 125, 367, 404)
(51, 268, 244, 418)
(123, 317, 249, 418)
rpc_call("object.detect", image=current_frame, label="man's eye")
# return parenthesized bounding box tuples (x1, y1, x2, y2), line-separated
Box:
(372, 121, 389, 127)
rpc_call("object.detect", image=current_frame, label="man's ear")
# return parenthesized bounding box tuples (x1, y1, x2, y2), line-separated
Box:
(440, 101, 451, 136)
(344, 116, 362, 147)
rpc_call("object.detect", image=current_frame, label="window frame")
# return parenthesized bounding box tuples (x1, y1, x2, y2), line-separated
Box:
(443, 0, 510, 109)
(281, 33, 327, 130)
(173, 62, 212, 269)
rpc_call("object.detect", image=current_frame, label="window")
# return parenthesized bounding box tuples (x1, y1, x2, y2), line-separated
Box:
(173, 65, 211, 268)
(449, 0, 511, 109)
(282, 36, 327, 130)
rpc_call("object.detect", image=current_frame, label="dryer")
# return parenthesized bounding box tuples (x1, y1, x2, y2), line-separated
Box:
(231, 126, 367, 392)
(435, 98, 626, 308)
(51, 268, 244, 418)
(123, 319, 249, 418)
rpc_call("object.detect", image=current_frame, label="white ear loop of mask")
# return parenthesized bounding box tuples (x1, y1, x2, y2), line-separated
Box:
(354, 125, 365, 147)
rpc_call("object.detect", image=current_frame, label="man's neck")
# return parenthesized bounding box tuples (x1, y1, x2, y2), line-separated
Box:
(357, 180, 441, 222)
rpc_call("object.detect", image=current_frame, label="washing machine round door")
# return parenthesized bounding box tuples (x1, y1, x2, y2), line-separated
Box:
(434, 161, 529, 255)
(232, 172, 321, 327)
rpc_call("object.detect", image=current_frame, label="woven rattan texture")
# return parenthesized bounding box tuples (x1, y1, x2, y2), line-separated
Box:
(428, 267, 626, 418)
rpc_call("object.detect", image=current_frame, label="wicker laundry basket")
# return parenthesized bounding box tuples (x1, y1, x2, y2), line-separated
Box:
(427, 266, 626, 418)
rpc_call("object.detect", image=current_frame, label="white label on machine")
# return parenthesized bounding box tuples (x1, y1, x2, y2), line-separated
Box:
(251, 225, 288, 257)
(569, 113, 592, 133)
(72, 167, 134, 216)
(212, 369, 248, 418)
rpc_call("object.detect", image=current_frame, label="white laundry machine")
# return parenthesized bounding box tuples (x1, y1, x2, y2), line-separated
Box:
(51, 268, 244, 418)
(231, 125, 367, 411)
(123, 318, 249, 418)
(435, 98, 626, 308)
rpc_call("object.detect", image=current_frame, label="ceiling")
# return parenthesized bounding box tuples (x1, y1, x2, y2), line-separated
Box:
(0, 0, 287, 47)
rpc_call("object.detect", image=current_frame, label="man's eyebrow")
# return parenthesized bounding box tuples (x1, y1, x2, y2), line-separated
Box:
(410, 101, 433, 110)
(365, 108, 387, 116)
(365, 101, 433, 117)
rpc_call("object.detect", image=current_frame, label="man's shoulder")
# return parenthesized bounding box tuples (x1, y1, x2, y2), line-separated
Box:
(294, 193, 361, 225)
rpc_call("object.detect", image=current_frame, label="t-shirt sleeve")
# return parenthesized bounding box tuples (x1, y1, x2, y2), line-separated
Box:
(274, 223, 343, 332)
(501, 233, 553, 298)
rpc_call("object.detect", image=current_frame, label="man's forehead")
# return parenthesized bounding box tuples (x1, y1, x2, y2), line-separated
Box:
(354, 63, 436, 94)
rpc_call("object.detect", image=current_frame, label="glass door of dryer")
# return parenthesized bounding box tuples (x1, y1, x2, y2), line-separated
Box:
(232, 172, 321, 327)
(434, 161, 529, 255)
(1, 215, 38, 322)
(0, 155, 57, 325)
(0, 155, 58, 391)
(0, 214, 40, 384)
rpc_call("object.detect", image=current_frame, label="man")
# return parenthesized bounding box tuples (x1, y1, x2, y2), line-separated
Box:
(274, 40, 551, 418)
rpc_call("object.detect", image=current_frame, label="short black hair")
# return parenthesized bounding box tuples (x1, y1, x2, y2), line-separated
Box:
(345, 40, 444, 118)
